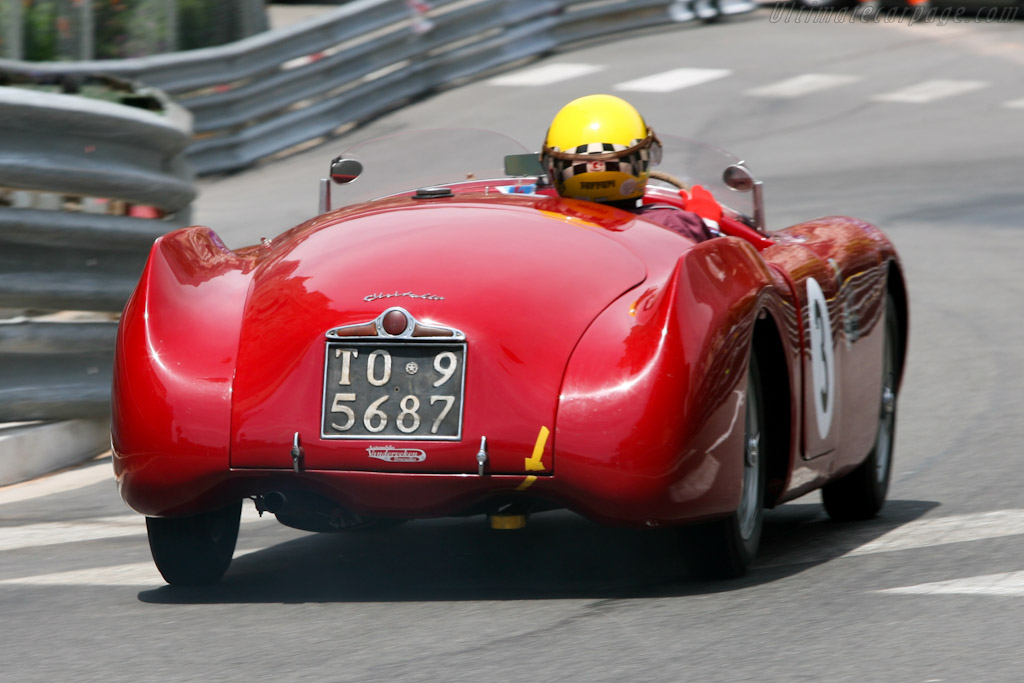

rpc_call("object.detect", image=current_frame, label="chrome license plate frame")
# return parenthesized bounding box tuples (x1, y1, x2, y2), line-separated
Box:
(320, 340, 466, 441)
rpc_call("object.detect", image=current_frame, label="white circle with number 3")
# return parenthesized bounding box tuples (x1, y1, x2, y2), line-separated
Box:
(807, 277, 835, 441)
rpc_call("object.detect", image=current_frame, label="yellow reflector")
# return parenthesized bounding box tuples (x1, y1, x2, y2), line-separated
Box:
(489, 513, 527, 530)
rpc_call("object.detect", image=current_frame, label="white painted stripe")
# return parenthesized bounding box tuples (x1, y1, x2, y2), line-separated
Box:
(0, 505, 271, 553)
(0, 516, 143, 553)
(1004, 98, 1024, 109)
(844, 509, 1024, 557)
(872, 79, 988, 103)
(877, 570, 1024, 596)
(0, 560, 165, 586)
(487, 63, 605, 86)
(0, 548, 265, 586)
(615, 68, 731, 93)
(746, 74, 861, 98)
(0, 456, 113, 506)
(760, 509, 1024, 568)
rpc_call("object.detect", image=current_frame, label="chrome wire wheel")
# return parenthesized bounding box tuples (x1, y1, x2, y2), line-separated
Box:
(737, 379, 762, 542)
(822, 291, 899, 521)
(875, 337, 897, 485)
(678, 351, 766, 579)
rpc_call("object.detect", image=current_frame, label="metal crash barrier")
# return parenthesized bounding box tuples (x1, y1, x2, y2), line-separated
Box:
(0, 84, 193, 413)
(0, 79, 194, 481)
(0, 0, 756, 176)
(0, 0, 753, 482)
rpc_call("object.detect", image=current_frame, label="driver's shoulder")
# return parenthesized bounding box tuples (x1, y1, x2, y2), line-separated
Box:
(635, 204, 714, 242)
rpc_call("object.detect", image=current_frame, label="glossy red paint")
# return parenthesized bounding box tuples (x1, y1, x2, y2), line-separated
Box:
(112, 228, 259, 514)
(112, 185, 906, 526)
(228, 197, 645, 477)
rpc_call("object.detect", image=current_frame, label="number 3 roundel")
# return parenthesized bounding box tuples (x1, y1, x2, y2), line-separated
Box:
(807, 277, 835, 440)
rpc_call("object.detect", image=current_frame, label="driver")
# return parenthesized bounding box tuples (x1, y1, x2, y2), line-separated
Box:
(540, 94, 720, 243)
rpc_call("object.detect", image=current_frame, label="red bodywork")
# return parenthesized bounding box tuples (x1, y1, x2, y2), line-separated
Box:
(112, 183, 907, 527)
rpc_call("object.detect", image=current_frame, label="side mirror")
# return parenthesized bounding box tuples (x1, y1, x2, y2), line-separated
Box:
(723, 164, 755, 192)
(330, 157, 363, 185)
(722, 163, 766, 233)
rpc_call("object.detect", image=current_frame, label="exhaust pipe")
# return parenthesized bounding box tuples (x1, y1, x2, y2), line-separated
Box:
(259, 491, 287, 514)
(256, 491, 366, 532)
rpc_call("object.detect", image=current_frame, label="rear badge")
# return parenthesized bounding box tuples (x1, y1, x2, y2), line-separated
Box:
(367, 446, 427, 463)
(364, 292, 445, 303)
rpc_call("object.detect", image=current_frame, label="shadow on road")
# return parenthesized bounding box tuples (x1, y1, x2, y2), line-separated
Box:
(138, 498, 939, 604)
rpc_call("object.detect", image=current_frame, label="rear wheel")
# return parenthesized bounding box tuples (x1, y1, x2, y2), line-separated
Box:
(147, 501, 241, 586)
(822, 293, 899, 521)
(678, 353, 766, 579)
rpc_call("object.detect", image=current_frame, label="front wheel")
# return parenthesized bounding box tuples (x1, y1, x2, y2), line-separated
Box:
(147, 501, 241, 586)
(822, 292, 899, 521)
(678, 353, 766, 579)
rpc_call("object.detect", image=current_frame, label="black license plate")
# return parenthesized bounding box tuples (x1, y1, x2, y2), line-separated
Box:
(321, 341, 466, 440)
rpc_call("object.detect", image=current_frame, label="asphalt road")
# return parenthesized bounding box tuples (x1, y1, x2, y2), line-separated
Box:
(4, 8, 1024, 682)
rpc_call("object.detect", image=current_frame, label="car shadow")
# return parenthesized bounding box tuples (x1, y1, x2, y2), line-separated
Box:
(138, 498, 939, 604)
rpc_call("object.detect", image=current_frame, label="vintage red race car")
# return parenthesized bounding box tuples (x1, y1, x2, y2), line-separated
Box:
(112, 129, 908, 586)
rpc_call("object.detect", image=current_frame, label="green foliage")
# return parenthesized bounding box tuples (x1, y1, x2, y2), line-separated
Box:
(179, 0, 238, 51)
(94, 0, 137, 60)
(23, 1, 59, 61)
(17, 0, 263, 61)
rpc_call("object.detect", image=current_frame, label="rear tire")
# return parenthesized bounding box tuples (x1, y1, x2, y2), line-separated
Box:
(147, 501, 241, 586)
(679, 353, 766, 579)
(822, 293, 899, 521)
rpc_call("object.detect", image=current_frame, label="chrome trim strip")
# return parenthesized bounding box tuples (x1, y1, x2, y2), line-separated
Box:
(325, 307, 465, 341)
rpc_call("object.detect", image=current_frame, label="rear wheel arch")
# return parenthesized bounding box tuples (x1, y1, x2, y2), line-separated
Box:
(750, 307, 792, 508)
(885, 260, 909, 391)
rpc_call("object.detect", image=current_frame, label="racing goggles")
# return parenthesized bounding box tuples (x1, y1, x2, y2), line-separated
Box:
(541, 128, 663, 167)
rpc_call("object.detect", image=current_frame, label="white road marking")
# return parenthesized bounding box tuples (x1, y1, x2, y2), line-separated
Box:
(759, 509, 1024, 568)
(5, 505, 1024, 587)
(0, 504, 272, 553)
(0, 455, 114, 506)
(487, 63, 605, 86)
(0, 548, 265, 586)
(872, 79, 988, 103)
(1004, 98, 1024, 109)
(0, 560, 165, 586)
(615, 68, 731, 93)
(844, 509, 1024, 557)
(877, 571, 1024, 596)
(0, 516, 144, 553)
(746, 74, 861, 98)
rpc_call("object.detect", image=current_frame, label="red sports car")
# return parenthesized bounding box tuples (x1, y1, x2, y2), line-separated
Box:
(112, 130, 907, 585)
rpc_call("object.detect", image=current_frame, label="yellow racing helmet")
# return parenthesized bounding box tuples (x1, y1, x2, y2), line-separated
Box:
(541, 94, 661, 203)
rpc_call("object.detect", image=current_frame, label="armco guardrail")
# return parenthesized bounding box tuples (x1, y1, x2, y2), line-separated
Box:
(0, 0, 753, 435)
(0, 85, 194, 422)
(0, 0, 755, 176)
(0, 320, 117, 421)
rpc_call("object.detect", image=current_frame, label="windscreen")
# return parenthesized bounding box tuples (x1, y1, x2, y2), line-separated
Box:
(329, 128, 756, 223)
